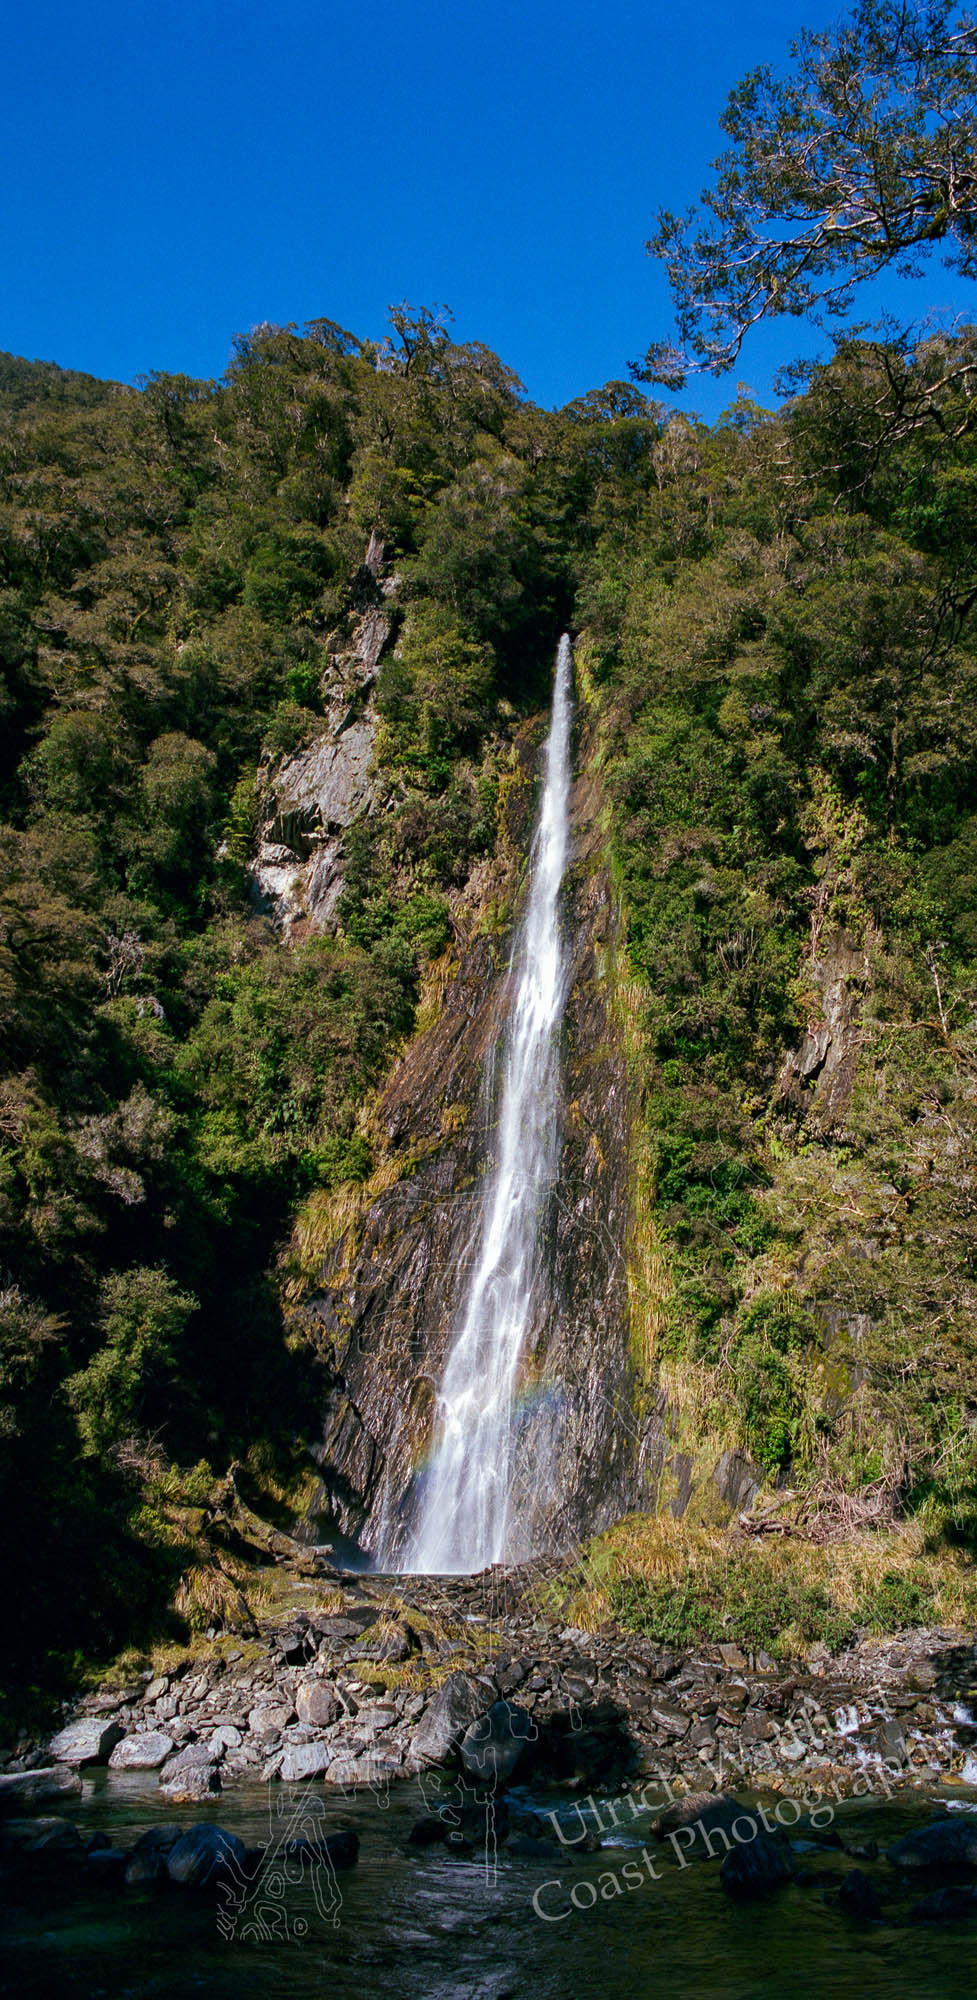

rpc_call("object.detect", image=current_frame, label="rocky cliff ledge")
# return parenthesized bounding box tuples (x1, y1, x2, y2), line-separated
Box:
(10, 1556, 977, 1810)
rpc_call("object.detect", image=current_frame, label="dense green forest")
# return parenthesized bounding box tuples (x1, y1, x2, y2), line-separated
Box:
(3, 295, 977, 1692)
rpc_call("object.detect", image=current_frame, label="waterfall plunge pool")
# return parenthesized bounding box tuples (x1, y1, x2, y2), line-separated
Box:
(7, 1772, 977, 1999)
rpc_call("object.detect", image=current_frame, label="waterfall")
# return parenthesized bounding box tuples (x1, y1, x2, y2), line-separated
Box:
(403, 634, 574, 1574)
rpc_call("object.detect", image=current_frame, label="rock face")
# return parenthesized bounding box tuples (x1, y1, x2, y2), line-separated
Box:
(299, 707, 662, 1561)
(250, 585, 392, 936)
(777, 927, 868, 1125)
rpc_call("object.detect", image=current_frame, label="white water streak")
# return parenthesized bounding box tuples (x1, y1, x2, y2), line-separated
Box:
(404, 636, 574, 1573)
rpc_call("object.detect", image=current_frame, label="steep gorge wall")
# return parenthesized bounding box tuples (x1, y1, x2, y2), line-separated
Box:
(290, 700, 664, 1563)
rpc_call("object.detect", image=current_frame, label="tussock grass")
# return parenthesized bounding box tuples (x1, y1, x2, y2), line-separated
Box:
(173, 1560, 254, 1634)
(559, 1510, 977, 1656)
(414, 947, 457, 1035)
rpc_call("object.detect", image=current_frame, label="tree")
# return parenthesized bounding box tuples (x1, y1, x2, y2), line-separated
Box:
(642, 0, 977, 386)
(65, 1266, 197, 1457)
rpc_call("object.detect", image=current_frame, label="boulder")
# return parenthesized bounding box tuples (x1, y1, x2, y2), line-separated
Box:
(295, 1682, 341, 1729)
(122, 1823, 184, 1886)
(648, 1702, 690, 1739)
(208, 1725, 242, 1754)
(49, 1719, 124, 1767)
(410, 1673, 485, 1766)
(162, 1768, 221, 1804)
(161, 1754, 222, 1803)
(248, 1702, 296, 1739)
(720, 1830, 796, 1898)
(459, 1702, 534, 1786)
(325, 1752, 399, 1789)
(109, 1732, 175, 1771)
(166, 1823, 246, 1889)
(314, 1614, 372, 1643)
(131, 1822, 184, 1856)
(652, 1792, 747, 1855)
(408, 1814, 447, 1846)
(160, 1742, 213, 1782)
(357, 1621, 415, 1664)
(279, 1741, 333, 1783)
(0, 1767, 83, 1811)
(889, 1819, 977, 1876)
(124, 1846, 170, 1888)
(348, 1703, 397, 1741)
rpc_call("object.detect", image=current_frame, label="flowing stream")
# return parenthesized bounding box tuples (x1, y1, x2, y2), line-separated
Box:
(403, 634, 574, 1574)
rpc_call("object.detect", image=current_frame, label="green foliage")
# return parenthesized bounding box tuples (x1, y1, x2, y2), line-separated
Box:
(5, 293, 977, 1690)
(180, 932, 413, 1186)
(221, 773, 260, 868)
(66, 1267, 197, 1456)
(612, 1556, 857, 1655)
(727, 1294, 820, 1476)
(856, 1570, 931, 1635)
(644, 0, 977, 384)
(377, 601, 495, 781)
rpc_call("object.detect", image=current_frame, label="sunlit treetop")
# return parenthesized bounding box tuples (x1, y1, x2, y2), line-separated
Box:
(641, 0, 977, 386)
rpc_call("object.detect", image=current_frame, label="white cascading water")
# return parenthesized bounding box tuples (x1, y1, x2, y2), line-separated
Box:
(404, 634, 574, 1574)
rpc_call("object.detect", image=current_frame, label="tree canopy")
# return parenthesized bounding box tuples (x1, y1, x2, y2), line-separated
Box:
(642, 0, 977, 386)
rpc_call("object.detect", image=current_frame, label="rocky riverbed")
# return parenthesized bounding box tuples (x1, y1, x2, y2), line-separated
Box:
(6, 1558, 977, 1813)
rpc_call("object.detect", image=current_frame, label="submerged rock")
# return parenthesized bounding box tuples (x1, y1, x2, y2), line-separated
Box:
(86, 1846, 127, 1885)
(283, 1828, 359, 1869)
(908, 1885, 977, 1923)
(837, 1868, 883, 1920)
(0, 1767, 83, 1810)
(720, 1831, 796, 1898)
(888, 1819, 977, 1876)
(0, 1815, 84, 1860)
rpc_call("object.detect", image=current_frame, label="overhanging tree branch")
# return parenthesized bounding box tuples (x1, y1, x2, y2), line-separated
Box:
(639, 0, 977, 387)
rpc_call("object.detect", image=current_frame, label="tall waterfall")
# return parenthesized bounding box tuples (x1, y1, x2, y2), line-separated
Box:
(404, 635, 574, 1574)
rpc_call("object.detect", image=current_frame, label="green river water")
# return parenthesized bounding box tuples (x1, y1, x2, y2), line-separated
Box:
(5, 1774, 977, 1999)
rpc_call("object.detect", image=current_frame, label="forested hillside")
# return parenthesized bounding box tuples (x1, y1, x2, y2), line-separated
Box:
(3, 305, 977, 1695)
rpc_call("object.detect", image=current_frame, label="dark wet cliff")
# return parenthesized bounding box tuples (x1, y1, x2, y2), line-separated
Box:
(290, 699, 662, 1561)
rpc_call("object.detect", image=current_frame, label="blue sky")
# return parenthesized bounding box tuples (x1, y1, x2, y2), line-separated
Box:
(2, 0, 971, 420)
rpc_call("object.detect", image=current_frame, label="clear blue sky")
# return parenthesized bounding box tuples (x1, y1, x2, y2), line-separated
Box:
(2, 0, 970, 420)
